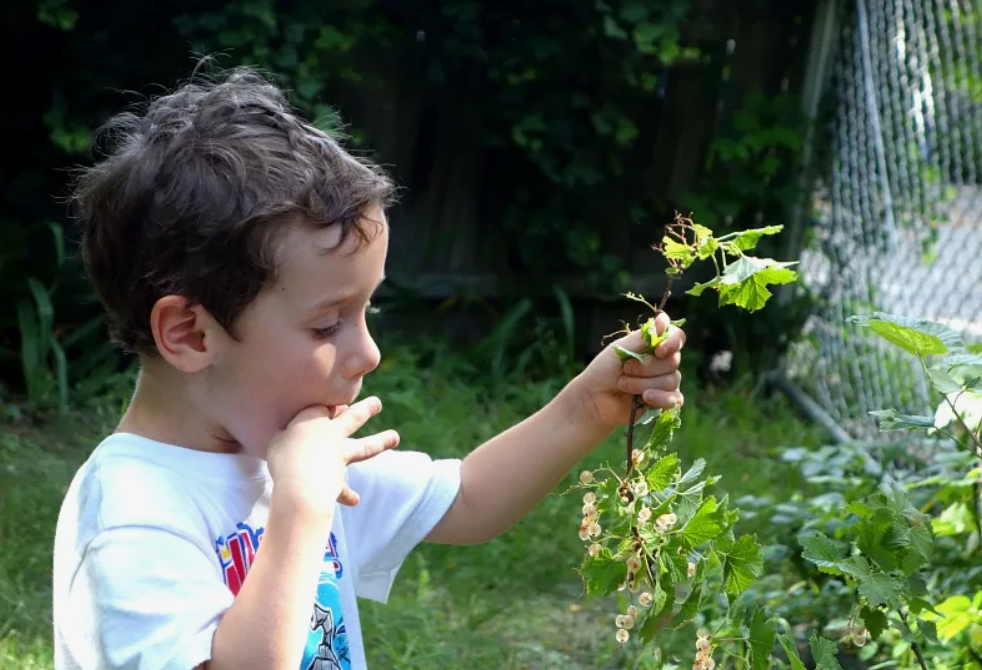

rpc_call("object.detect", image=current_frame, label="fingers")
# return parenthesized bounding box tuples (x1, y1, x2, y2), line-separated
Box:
(332, 396, 383, 437)
(346, 429, 400, 465)
(618, 370, 682, 396)
(338, 483, 361, 507)
(654, 322, 686, 359)
(640, 389, 685, 410)
(622, 350, 681, 377)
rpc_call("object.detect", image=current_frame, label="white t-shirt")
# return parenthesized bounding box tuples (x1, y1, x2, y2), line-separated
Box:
(52, 433, 461, 670)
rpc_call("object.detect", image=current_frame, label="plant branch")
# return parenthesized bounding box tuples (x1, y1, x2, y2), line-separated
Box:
(899, 612, 929, 670)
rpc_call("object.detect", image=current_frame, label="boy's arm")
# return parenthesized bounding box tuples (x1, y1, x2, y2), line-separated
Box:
(205, 489, 333, 670)
(426, 315, 685, 545)
(206, 399, 399, 670)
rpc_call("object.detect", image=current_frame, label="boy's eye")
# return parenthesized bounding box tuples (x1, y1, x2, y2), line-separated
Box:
(312, 322, 342, 339)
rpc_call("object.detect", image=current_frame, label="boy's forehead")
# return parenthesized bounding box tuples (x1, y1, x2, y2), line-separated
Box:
(273, 220, 387, 298)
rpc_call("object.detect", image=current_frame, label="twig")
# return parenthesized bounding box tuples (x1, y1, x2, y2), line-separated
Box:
(899, 612, 929, 670)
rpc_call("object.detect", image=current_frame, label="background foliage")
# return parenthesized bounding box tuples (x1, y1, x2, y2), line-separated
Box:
(0, 0, 817, 408)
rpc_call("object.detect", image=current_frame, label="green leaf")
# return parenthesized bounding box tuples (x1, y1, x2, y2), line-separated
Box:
(860, 606, 889, 640)
(868, 409, 935, 431)
(641, 317, 669, 350)
(724, 225, 784, 252)
(645, 453, 679, 492)
(809, 635, 843, 670)
(850, 313, 963, 357)
(696, 235, 719, 260)
(909, 523, 933, 561)
(927, 366, 964, 394)
(581, 550, 628, 596)
(682, 495, 725, 548)
(799, 531, 845, 575)
(840, 556, 902, 606)
(933, 595, 981, 641)
(662, 237, 696, 268)
(778, 634, 808, 670)
(686, 277, 721, 297)
(940, 353, 982, 368)
(647, 406, 681, 450)
(678, 458, 707, 488)
(748, 610, 777, 670)
(918, 619, 939, 644)
(670, 318, 687, 328)
(613, 344, 646, 363)
(723, 535, 763, 596)
(717, 256, 798, 311)
(691, 223, 714, 241)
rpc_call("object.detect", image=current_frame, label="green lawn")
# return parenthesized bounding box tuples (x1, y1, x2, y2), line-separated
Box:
(0, 342, 824, 669)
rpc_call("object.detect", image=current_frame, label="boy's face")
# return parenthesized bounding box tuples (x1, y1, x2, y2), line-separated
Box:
(207, 208, 389, 457)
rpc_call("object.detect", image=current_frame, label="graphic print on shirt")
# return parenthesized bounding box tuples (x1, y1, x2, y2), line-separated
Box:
(215, 522, 264, 596)
(214, 525, 349, 669)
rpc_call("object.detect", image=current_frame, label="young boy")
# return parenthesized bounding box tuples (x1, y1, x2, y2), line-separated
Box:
(53, 68, 685, 670)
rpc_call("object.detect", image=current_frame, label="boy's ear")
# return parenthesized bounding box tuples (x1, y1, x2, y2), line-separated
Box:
(149, 296, 223, 373)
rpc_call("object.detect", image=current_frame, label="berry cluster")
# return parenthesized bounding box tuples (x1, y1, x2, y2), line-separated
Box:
(578, 488, 601, 542)
(693, 629, 716, 670)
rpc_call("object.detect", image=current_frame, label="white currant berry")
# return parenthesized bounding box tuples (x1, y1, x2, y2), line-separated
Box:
(702, 657, 716, 670)
(589, 522, 602, 537)
(583, 492, 597, 505)
(626, 605, 639, 618)
(580, 470, 594, 484)
(666, 512, 678, 526)
(582, 503, 597, 517)
(854, 634, 867, 648)
(638, 506, 652, 523)
(626, 555, 642, 573)
(588, 543, 602, 557)
(688, 561, 697, 578)
(639, 591, 653, 607)
(616, 629, 629, 644)
(697, 628, 710, 640)
(632, 480, 649, 496)
(620, 495, 630, 505)
(615, 614, 626, 628)
(696, 638, 710, 651)
(622, 615, 635, 630)
(632, 449, 645, 465)
(578, 528, 590, 541)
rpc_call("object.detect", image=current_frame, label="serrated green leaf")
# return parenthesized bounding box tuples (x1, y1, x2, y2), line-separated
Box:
(846, 501, 874, 518)
(907, 596, 941, 617)
(648, 406, 681, 450)
(909, 523, 933, 561)
(799, 531, 845, 575)
(717, 256, 798, 311)
(677, 581, 704, 621)
(723, 535, 763, 596)
(645, 453, 679, 492)
(613, 344, 646, 363)
(696, 235, 719, 260)
(686, 277, 721, 297)
(778, 634, 808, 670)
(678, 458, 707, 488)
(724, 225, 784, 252)
(641, 317, 669, 350)
(748, 610, 777, 670)
(940, 353, 982, 368)
(691, 223, 714, 241)
(663, 237, 696, 268)
(851, 313, 963, 357)
(918, 618, 939, 644)
(840, 556, 902, 606)
(682, 495, 725, 548)
(581, 551, 628, 596)
(927, 366, 964, 394)
(860, 606, 889, 640)
(869, 409, 935, 431)
(809, 635, 843, 670)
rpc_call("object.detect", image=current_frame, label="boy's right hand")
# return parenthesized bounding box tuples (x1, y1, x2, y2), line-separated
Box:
(266, 396, 399, 511)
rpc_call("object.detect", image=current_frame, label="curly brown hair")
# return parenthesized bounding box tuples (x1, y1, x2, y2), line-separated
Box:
(72, 67, 395, 355)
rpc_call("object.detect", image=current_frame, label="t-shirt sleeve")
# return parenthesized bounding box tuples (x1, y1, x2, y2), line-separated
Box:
(63, 525, 232, 670)
(343, 450, 461, 603)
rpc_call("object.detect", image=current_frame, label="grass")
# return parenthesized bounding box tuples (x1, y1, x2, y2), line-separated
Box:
(0, 340, 825, 669)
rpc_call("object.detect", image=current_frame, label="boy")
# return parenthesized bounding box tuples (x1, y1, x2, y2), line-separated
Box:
(53, 68, 685, 670)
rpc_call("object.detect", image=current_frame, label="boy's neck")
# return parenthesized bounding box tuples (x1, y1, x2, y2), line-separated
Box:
(117, 362, 242, 455)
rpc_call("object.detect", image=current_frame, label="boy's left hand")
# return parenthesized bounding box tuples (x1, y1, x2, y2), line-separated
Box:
(565, 312, 685, 430)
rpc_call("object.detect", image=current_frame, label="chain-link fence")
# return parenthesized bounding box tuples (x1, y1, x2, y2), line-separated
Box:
(789, 0, 982, 438)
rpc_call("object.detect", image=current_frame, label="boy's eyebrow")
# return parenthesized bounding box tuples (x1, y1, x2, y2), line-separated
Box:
(307, 275, 386, 311)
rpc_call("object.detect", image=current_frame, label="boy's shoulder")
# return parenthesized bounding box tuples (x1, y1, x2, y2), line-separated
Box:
(59, 433, 268, 543)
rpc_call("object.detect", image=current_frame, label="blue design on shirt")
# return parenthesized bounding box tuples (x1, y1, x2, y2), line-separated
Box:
(300, 535, 350, 670)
